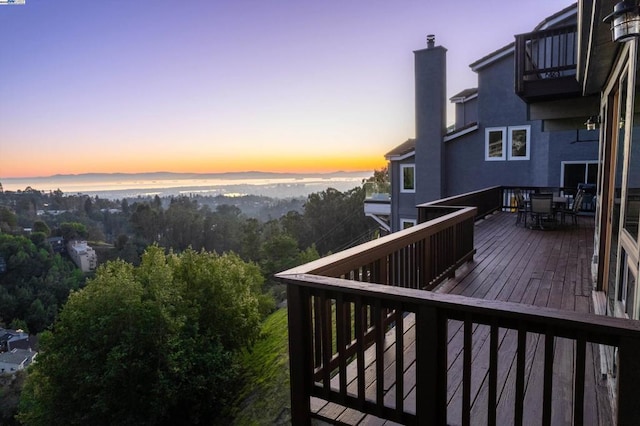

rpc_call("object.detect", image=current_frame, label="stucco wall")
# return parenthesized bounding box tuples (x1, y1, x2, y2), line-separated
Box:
(455, 97, 478, 129)
(443, 54, 598, 196)
(390, 156, 418, 232)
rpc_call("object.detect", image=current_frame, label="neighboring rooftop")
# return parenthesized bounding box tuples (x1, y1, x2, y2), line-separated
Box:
(450, 88, 478, 103)
(532, 3, 578, 31)
(385, 138, 416, 160)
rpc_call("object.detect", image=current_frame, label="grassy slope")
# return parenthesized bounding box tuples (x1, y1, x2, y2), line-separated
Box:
(232, 308, 291, 425)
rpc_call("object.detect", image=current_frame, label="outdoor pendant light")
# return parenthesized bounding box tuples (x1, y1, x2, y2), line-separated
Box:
(585, 115, 600, 131)
(604, 0, 640, 42)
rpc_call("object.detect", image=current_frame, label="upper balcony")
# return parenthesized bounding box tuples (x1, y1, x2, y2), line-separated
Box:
(277, 186, 640, 425)
(364, 181, 391, 232)
(515, 25, 582, 103)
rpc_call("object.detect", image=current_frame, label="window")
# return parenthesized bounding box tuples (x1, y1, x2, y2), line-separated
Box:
(401, 219, 417, 229)
(561, 161, 598, 211)
(485, 127, 506, 161)
(486, 126, 532, 161)
(400, 164, 415, 193)
(508, 125, 530, 160)
(619, 250, 638, 318)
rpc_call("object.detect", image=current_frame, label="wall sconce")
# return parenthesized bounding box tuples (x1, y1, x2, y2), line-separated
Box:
(585, 115, 600, 131)
(604, 0, 640, 42)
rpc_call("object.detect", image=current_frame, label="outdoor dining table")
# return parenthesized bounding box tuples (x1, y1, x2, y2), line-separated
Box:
(521, 195, 571, 228)
(552, 196, 569, 210)
(524, 195, 569, 209)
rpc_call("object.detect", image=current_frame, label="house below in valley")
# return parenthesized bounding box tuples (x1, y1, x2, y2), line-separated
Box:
(0, 348, 37, 374)
(47, 236, 65, 254)
(67, 240, 97, 272)
(0, 329, 31, 353)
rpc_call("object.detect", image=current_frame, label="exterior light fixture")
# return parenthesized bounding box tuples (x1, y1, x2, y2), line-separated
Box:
(585, 115, 600, 131)
(604, 0, 640, 42)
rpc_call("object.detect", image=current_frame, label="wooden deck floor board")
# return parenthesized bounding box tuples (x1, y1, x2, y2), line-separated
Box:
(312, 212, 614, 425)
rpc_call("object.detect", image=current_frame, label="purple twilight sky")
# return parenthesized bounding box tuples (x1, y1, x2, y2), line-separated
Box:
(0, 0, 575, 178)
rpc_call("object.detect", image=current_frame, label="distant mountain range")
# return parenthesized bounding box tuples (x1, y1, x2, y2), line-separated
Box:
(12, 170, 371, 182)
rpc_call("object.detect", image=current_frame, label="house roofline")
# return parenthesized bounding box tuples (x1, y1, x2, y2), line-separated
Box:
(386, 150, 415, 162)
(450, 88, 478, 103)
(470, 44, 514, 72)
(444, 123, 479, 142)
(534, 3, 578, 31)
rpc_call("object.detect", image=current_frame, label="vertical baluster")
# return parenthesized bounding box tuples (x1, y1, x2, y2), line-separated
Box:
(395, 304, 404, 415)
(417, 239, 423, 288)
(379, 256, 389, 286)
(389, 251, 396, 287)
(374, 299, 385, 409)
(416, 305, 447, 425)
(345, 300, 352, 345)
(462, 316, 473, 426)
(514, 326, 526, 426)
(398, 247, 405, 288)
(542, 33, 547, 73)
(488, 323, 498, 425)
(409, 242, 415, 288)
(574, 337, 586, 426)
(313, 295, 322, 368)
(287, 284, 312, 425)
(355, 296, 366, 407)
(427, 234, 433, 285)
(336, 294, 347, 401)
(321, 292, 332, 395)
(542, 332, 554, 426)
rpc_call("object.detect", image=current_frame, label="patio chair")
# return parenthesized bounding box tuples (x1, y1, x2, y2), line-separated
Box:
(559, 190, 584, 226)
(529, 193, 554, 229)
(514, 190, 528, 226)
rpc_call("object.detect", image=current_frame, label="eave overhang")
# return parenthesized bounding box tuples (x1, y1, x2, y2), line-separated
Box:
(578, 0, 620, 96)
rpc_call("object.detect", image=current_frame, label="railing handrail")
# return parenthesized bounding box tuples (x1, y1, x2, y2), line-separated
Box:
(279, 206, 476, 277)
(419, 186, 502, 208)
(278, 272, 640, 342)
(515, 24, 578, 45)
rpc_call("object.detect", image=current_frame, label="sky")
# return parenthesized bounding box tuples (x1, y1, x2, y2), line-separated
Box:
(0, 0, 575, 179)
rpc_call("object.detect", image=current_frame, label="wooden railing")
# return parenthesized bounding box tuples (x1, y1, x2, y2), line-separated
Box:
(279, 205, 477, 424)
(419, 186, 502, 222)
(278, 187, 640, 424)
(285, 205, 476, 291)
(280, 274, 640, 425)
(515, 25, 581, 101)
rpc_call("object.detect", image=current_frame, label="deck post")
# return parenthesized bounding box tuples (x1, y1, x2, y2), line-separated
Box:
(287, 283, 312, 425)
(617, 336, 640, 425)
(416, 305, 448, 425)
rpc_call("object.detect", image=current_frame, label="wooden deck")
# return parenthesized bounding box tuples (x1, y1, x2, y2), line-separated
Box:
(309, 211, 613, 425)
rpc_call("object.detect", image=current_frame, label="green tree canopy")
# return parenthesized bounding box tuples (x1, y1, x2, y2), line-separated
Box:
(31, 221, 50, 237)
(302, 187, 374, 255)
(0, 234, 83, 333)
(19, 245, 265, 425)
(57, 222, 88, 241)
(0, 206, 17, 230)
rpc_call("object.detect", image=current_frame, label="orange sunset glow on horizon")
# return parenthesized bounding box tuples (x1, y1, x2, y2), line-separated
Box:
(0, 152, 387, 179)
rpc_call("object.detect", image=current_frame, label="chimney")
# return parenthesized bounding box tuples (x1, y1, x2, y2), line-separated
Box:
(414, 35, 447, 203)
(426, 34, 435, 49)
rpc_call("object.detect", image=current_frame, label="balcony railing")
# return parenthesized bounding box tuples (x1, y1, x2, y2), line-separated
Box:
(364, 181, 391, 202)
(363, 181, 391, 231)
(277, 186, 640, 425)
(515, 25, 582, 102)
